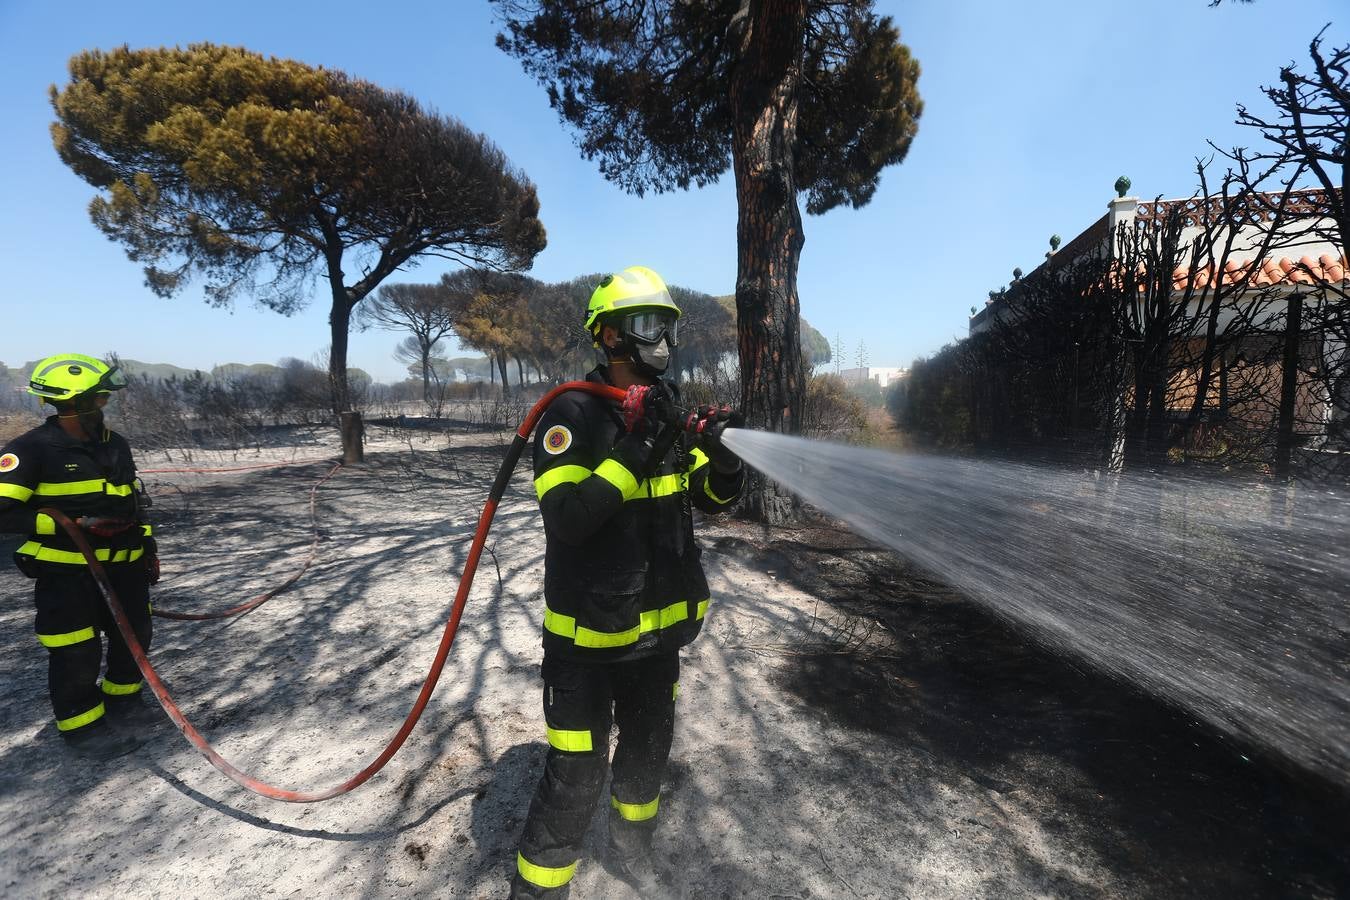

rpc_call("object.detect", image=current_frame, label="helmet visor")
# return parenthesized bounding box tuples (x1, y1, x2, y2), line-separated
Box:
(625, 311, 679, 347)
(95, 366, 127, 393)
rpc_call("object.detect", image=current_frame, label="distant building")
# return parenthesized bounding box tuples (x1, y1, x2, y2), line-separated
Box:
(838, 366, 907, 389)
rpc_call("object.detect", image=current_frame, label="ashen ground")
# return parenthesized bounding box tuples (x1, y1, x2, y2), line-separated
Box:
(0, 429, 1345, 898)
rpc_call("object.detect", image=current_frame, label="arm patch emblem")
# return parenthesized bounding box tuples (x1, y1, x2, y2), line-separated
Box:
(543, 425, 573, 455)
(0, 453, 18, 472)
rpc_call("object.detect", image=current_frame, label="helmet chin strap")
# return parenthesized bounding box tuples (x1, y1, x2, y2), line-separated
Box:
(54, 396, 107, 442)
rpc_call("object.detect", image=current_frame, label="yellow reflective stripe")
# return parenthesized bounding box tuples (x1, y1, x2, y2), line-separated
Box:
(0, 482, 34, 501)
(687, 446, 710, 472)
(696, 599, 709, 619)
(595, 458, 640, 499)
(35, 513, 56, 535)
(546, 727, 594, 753)
(544, 599, 702, 648)
(634, 473, 684, 499)
(101, 679, 143, 696)
(35, 478, 106, 496)
(534, 464, 591, 500)
(34, 479, 135, 497)
(17, 542, 144, 565)
(639, 601, 689, 632)
(543, 607, 577, 640)
(611, 794, 660, 822)
(141, 523, 153, 537)
(37, 626, 96, 648)
(672, 681, 680, 701)
(576, 622, 642, 649)
(56, 702, 105, 732)
(704, 476, 734, 505)
(517, 853, 577, 890)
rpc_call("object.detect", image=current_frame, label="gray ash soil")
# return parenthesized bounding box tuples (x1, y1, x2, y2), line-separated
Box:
(0, 434, 1346, 898)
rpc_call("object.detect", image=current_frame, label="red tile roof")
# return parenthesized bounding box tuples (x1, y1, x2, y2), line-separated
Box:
(1175, 253, 1348, 290)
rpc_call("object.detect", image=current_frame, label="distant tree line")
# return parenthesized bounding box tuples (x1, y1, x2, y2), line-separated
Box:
(359, 269, 834, 416)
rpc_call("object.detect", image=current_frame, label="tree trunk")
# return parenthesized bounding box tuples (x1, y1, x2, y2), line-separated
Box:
(420, 343, 432, 405)
(496, 350, 510, 395)
(729, 0, 808, 525)
(327, 277, 363, 463)
(1274, 293, 1304, 481)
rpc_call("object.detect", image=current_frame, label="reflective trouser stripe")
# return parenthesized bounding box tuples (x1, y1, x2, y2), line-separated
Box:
(37, 626, 96, 648)
(672, 681, 680, 701)
(611, 794, 659, 822)
(35, 513, 56, 535)
(56, 702, 105, 732)
(517, 853, 577, 889)
(546, 727, 593, 753)
(101, 679, 143, 696)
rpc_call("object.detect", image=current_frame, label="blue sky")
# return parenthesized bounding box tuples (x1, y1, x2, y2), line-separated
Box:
(0, 1, 1344, 383)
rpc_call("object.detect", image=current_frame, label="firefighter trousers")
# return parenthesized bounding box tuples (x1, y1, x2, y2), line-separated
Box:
(33, 565, 152, 734)
(511, 650, 679, 899)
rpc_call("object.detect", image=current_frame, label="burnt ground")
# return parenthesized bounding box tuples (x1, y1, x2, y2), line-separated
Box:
(0, 430, 1346, 899)
(708, 520, 1350, 899)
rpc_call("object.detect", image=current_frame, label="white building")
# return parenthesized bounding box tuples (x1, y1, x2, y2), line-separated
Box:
(838, 366, 907, 389)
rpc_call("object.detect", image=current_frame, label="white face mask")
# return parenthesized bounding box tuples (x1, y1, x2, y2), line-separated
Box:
(633, 335, 671, 375)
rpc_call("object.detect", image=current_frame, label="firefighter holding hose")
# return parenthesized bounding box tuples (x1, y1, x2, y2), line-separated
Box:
(510, 267, 746, 898)
(0, 353, 158, 760)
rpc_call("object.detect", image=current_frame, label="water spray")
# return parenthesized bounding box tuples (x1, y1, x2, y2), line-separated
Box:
(720, 429, 1350, 786)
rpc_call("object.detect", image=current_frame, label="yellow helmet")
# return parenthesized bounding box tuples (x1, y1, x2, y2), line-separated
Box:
(27, 353, 126, 404)
(584, 266, 682, 340)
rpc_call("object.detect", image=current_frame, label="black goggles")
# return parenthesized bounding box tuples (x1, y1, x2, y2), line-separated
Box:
(623, 311, 679, 347)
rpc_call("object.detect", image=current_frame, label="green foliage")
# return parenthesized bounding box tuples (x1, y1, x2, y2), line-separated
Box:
(800, 320, 832, 367)
(848, 377, 884, 408)
(800, 373, 869, 437)
(52, 43, 546, 310)
(710, 293, 830, 368)
(493, 2, 921, 214)
(891, 349, 972, 449)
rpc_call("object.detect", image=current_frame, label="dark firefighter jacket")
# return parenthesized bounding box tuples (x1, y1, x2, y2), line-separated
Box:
(0, 417, 153, 575)
(532, 369, 745, 663)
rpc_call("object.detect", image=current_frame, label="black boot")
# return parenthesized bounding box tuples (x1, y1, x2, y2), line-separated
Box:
(61, 719, 143, 761)
(603, 839, 677, 898)
(508, 872, 570, 899)
(104, 690, 162, 728)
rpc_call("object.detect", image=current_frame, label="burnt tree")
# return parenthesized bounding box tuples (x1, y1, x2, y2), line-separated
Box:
(493, 0, 922, 521)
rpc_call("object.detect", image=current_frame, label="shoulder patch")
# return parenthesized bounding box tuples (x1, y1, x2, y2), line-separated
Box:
(0, 453, 18, 473)
(542, 425, 573, 456)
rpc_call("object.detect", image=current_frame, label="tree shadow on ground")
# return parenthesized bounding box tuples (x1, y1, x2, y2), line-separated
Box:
(0, 439, 547, 896)
(718, 528, 1349, 899)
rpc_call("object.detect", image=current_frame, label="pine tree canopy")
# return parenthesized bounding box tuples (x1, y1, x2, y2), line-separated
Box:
(494, 0, 922, 214)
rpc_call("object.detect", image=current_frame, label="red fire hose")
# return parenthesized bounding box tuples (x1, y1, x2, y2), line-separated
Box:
(43, 381, 625, 802)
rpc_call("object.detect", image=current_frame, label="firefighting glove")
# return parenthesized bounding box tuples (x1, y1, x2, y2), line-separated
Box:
(690, 405, 745, 473)
(621, 381, 680, 434)
(78, 517, 135, 538)
(644, 380, 680, 430)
